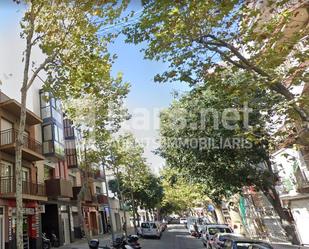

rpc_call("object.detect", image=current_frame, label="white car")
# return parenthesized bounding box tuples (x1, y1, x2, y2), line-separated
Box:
(180, 218, 187, 224)
(201, 224, 233, 248)
(140, 222, 162, 239)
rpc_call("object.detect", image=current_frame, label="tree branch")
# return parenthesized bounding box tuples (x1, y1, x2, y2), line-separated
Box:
(26, 56, 53, 91)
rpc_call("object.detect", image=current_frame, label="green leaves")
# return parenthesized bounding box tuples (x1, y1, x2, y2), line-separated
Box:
(125, 0, 309, 122)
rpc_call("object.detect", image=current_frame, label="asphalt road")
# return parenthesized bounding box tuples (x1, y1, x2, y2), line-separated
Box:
(140, 224, 204, 249)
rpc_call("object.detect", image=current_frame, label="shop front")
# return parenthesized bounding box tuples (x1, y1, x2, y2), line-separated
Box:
(83, 206, 99, 237)
(41, 202, 74, 247)
(5, 200, 42, 249)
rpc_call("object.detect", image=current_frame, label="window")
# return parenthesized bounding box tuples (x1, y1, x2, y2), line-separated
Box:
(52, 107, 62, 123)
(1, 161, 13, 192)
(1, 119, 13, 145)
(44, 166, 53, 180)
(43, 125, 52, 141)
(69, 175, 77, 186)
(1, 161, 12, 177)
(22, 167, 30, 181)
(40, 92, 51, 119)
(96, 186, 101, 194)
(53, 125, 64, 144)
(42, 124, 53, 154)
(54, 141, 65, 156)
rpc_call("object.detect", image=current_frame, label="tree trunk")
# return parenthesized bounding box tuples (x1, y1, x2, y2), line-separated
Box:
(77, 176, 91, 241)
(214, 204, 225, 224)
(116, 172, 127, 238)
(15, 88, 27, 249)
(135, 205, 140, 227)
(16, 3, 36, 247)
(264, 158, 300, 244)
(145, 210, 150, 221)
(130, 189, 138, 233)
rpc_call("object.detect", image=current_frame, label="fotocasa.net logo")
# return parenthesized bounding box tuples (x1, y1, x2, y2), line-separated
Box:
(120, 102, 254, 150)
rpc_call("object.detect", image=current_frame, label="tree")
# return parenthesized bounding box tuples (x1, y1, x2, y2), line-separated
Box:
(158, 76, 300, 243)
(125, 0, 309, 139)
(160, 166, 209, 216)
(106, 133, 151, 232)
(15, 1, 127, 248)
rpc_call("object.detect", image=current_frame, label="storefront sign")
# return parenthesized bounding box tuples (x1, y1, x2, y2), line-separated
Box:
(11, 207, 35, 215)
(61, 205, 67, 211)
(71, 206, 78, 212)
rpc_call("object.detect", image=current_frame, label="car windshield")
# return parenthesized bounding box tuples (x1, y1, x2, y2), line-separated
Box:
(208, 227, 232, 235)
(151, 223, 157, 228)
(141, 223, 150, 228)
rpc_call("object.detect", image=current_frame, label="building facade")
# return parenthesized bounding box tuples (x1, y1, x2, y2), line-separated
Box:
(0, 87, 109, 249)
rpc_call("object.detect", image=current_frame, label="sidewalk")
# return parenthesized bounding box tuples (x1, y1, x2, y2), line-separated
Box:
(59, 228, 136, 249)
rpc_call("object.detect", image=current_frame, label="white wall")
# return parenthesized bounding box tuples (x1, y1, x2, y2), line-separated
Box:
(290, 199, 309, 245)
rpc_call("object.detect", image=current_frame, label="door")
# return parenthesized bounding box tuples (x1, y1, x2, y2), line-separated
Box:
(22, 168, 30, 194)
(0, 207, 4, 249)
(0, 119, 13, 145)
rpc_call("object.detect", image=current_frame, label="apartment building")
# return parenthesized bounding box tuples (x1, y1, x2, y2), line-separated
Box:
(273, 148, 309, 245)
(0, 84, 110, 249)
(0, 91, 46, 249)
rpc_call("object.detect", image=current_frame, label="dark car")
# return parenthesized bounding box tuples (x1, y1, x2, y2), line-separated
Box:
(219, 234, 273, 249)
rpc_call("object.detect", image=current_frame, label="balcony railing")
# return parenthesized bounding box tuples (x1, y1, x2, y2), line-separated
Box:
(96, 194, 108, 204)
(0, 128, 42, 154)
(0, 176, 46, 196)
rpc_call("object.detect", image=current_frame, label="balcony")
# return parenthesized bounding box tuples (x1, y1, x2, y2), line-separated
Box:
(0, 176, 47, 201)
(72, 186, 92, 202)
(0, 129, 44, 161)
(96, 194, 108, 205)
(295, 167, 309, 193)
(45, 178, 73, 198)
(0, 99, 42, 125)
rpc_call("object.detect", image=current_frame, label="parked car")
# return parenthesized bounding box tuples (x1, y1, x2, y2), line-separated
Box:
(210, 233, 243, 249)
(140, 222, 162, 239)
(221, 234, 273, 249)
(187, 216, 198, 234)
(201, 224, 233, 248)
(180, 217, 187, 224)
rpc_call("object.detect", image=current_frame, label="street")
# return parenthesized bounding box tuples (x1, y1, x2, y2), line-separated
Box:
(140, 224, 204, 249)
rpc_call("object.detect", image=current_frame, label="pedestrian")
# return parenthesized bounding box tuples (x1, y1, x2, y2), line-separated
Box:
(122, 221, 127, 234)
(193, 222, 200, 238)
(107, 222, 111, 233)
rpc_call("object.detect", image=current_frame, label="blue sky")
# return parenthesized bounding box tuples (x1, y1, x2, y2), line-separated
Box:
(107, 1, 189, 171)
(0, 1, 189, 172)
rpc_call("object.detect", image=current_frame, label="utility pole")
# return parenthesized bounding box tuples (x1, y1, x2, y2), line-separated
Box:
(102, 161, 115, 242)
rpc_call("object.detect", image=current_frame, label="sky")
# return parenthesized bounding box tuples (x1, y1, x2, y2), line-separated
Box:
(0, 1, 189, 173)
